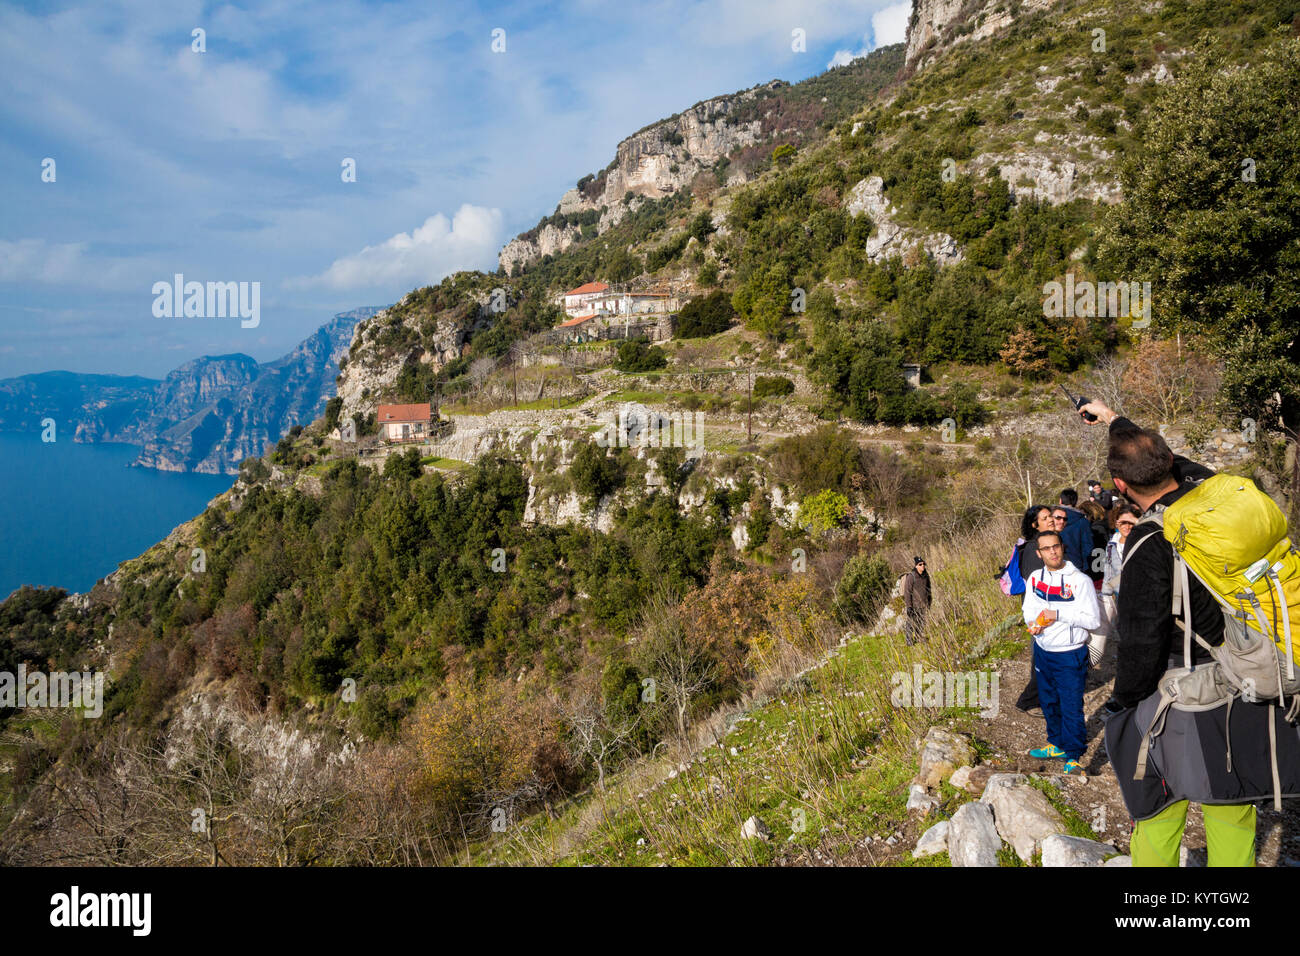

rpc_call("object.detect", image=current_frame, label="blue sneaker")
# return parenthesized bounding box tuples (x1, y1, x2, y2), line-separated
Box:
(1063, 759, 1085, 775)
(1029, 744, 1066, 759)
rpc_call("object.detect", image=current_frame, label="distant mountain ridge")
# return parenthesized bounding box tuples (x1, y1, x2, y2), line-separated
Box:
(0, 307, 383, 474)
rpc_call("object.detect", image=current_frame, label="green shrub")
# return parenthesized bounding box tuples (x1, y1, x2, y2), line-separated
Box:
(570, 442, 626, 505)
(614, 338, 668, 372)
(796, 489, 850, 535)
(833, 554, 894, 626)
(769, 425, 864, 496)
(753, 375, 795, 399)
(675, 291, 733, 338)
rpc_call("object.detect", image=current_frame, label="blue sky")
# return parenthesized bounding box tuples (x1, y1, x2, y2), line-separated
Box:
(0, 0, 909, 379)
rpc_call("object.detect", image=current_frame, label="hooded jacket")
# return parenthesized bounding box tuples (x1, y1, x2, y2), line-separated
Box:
(1021, 560, 1099, 652)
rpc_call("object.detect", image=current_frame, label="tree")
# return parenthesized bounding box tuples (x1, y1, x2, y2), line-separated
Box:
(731, 266, 790, 340)
(637, 589, 716, 744)
(998, 327, 1050, 379)
(570, 442, 625, 506)
(1095, 36, 1300, 461)
(550, 676, 640, 806)
(614, 338, 668, 372)
(675, 290, 733, 338)
(797, 489, 850, 536)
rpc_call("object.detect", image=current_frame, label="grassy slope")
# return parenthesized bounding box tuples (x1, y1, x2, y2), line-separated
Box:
(470, 520, 1042, 866)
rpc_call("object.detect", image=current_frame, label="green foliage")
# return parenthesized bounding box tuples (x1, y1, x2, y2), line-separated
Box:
(772, 143, 797, 165)
(731, 266, 791, 340)
(687, 211, 715, 243)
(614, 339, 668, 372)
(323, 397, 343, 433)
(647, 232, 691, 272)
(752, 375, 795, 399)
(768, 425, 864, 496)
(939, 382, 989, 428)
(833, 554, 894, 625)
(797, 489, 850, 535)
(1096, 36, 1300, 431)
(675, 290, 734, 338)
(239, 457, 270, 483)
(570, 442, 626, 506)
(807, 295, 940, 423)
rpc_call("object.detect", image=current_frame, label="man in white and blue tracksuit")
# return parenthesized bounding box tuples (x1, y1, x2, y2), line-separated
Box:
(1021, 529, 1100, 773)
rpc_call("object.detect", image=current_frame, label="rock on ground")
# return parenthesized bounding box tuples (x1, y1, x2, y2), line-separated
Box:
(916, 727, 975, 789)
(907, 783, 940, 816)
(740, 816, 772, 841)
(1040, 834, 1119, 867)
(981, 774, 1065, 862)
(949, 801, 1002, 867)
(913, 820, 950, 859)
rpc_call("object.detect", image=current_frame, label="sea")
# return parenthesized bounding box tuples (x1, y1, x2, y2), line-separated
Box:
(0, 432, 234, 599)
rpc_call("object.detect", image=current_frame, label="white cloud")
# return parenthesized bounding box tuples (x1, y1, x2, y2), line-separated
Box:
(827, 1, 910, 68)
(872, 2, 911, 47)
(293, 205, 505, 291)
(0, 238, 146, 289)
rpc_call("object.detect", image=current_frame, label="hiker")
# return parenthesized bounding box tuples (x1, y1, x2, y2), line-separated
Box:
(1080, 499, 1110, 585)
(1099, 504, 1141, 649)
(1051, 492, 1094, 577)
(1078, 499, 1113, 664)
(1088, 480, 1115, 511)
(902, 556, 932, 645)
(1011, 505, 1054, 714)
(1084, 399, 1300, 866)
(1021, 529, 1100, 775)
(998, 505, 1050, 597)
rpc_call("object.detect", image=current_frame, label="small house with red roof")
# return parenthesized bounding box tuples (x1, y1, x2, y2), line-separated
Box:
(562, 281, 610, 316)
(376, 403, 432, 444)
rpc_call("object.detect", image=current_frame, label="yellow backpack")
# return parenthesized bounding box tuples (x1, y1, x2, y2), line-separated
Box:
(1162, 474, 1300, 685)
(1126, 475, 1300, 799)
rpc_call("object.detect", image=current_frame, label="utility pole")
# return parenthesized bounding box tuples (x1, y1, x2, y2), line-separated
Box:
(747, 369, 753, 443)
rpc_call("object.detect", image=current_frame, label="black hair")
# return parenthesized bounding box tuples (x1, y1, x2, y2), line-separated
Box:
(1021, 504, 1050, 539)
(1059, 488, 1079, 507)
(1107, 425, 1175, 494)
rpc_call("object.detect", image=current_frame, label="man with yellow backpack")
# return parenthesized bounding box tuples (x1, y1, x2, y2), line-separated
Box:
(1083, 400, 1300, 866)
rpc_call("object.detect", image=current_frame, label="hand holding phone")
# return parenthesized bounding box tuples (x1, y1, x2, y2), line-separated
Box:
(1059, 384, 1099, 423)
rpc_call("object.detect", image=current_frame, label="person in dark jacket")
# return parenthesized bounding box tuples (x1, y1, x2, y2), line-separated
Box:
(1087, 480, 1115, 511)
(902, 556, 932, 646)
(1079, 500, 1110, 585)
(1014, 506, 1054, 713)
(1085, 400, 1300, 866)
(1051, 491, 1094, 574)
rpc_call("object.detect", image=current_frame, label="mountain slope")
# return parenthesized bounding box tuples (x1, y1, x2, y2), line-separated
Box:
(1, 0, 1296, 868)
(0, 307, 382, 474)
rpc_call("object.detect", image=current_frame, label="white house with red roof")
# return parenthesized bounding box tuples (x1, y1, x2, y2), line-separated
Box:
(562, 281, 610, 315)
(376, 403, 433, 443)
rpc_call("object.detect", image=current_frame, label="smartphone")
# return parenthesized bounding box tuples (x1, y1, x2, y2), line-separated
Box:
(1059, 384, 1099, 423)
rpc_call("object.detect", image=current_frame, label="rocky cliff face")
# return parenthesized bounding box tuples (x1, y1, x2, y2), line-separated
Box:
(0, 308, 379, 474)
(498, 83, 779, 273)
(905, 0, 1055, 70)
